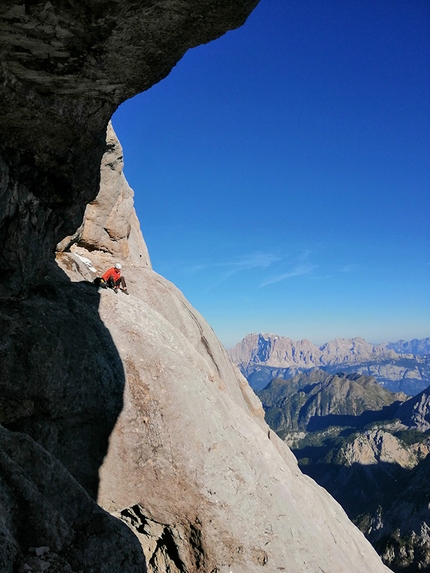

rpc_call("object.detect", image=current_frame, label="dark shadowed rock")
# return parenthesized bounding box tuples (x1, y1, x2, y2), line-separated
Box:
(0, 425, 146, 573)
(396, 386, 430, 431)
(0, 266, 126, 498)
(367, 454, 430, 573)
(0, 1, 259, 570)
(0, 0, 258, 296)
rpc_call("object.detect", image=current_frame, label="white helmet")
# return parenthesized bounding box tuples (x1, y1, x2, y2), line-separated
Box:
(114, 263, 122, 270)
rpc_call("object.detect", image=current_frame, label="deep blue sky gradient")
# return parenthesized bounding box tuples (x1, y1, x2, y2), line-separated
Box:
(112, 0, 430, 348)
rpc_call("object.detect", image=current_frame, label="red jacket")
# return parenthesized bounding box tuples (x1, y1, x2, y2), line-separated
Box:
(102, 267, 121, 282)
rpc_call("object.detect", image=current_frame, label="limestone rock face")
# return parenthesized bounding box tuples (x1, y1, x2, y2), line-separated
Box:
(55, 251, 391, 573)
(230, 333, 399, 370)
(343, 430, 417, 468)
(57, 122, 151, 266)
(53, 133, 391, 572)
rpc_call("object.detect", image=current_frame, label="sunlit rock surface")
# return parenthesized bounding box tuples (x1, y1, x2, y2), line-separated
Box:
(230, 333, 430, 395)
(57, 127, 391, 573)
(57, 122, 151, 265)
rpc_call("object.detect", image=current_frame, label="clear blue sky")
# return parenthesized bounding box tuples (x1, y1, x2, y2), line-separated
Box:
(112, 0, 430, 349)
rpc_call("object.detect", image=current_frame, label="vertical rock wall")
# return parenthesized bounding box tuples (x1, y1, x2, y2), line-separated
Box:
(55, 127, 392, 573)
(0, 1, 260, 570)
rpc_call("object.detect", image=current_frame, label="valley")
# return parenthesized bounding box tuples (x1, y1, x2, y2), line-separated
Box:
(255, 369, 430, 572)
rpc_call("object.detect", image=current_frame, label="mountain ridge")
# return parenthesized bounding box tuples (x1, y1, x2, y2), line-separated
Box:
(229, 332, 430, 395)
(258, 370, 408, 434)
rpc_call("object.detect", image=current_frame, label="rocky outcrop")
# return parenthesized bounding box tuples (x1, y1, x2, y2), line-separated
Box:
(342, 429, 418, 468)
(396, 386, 430, 431)
(387, 338, 430, 356)
(57, 122, 151, 265)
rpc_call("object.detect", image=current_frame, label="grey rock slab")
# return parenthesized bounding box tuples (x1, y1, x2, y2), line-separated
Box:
(78, 262, 391, 573)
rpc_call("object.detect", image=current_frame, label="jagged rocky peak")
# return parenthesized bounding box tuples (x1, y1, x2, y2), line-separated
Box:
(230, 332, 398, 368)
(230, 332, 430, 395)
(57, 122, 151, 267)
(229, 332, 320, 367)
(387, 338, 430, 356)
(396, 386, 430, 431)
(319, 336, 395, 362)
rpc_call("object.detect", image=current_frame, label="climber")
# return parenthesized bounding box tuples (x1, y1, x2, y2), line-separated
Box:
(97, 262, 129, 294)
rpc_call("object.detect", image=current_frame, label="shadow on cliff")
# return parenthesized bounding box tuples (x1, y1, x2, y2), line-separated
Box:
(297, 454, 416, 520)
(0, 263, 149, 572)
(306, 402, 404, 432)
(1, 261, 125, 499)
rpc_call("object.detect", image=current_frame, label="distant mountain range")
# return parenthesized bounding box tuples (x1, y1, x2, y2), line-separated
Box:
(257, 370, 430, 573)
(228, 333, 430, 395)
